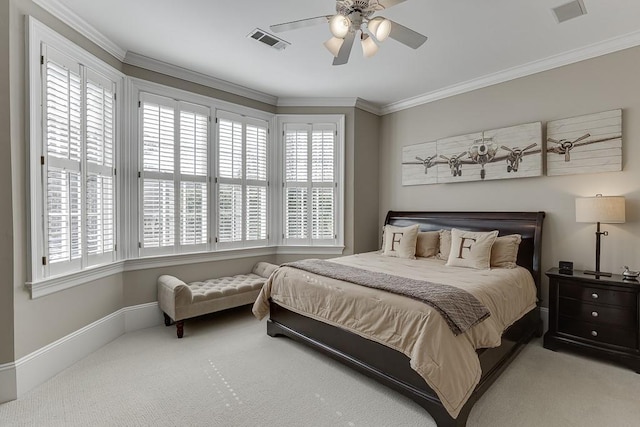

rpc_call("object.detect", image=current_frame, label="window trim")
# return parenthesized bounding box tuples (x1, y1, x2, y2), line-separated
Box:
(27, 16, 125, 284)
(276, 115, 345, 248)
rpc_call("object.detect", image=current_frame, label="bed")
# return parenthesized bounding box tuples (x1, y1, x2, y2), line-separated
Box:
(254, 211, 545, 427)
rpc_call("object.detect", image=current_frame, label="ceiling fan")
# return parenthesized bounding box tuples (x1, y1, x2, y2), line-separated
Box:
(270, 0, 428, 66)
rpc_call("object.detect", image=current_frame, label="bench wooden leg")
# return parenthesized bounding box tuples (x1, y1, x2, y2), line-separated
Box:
(176, 320, 184, 338)
(163, 312, 172, 327)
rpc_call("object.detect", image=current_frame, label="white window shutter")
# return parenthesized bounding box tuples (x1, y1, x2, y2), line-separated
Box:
(140, 95, 210, 254)
(44, 53, 83, 271)
(85, 70, 116, 264)
(283, 122, 337, 245)
(179, 108, 208, 247)
(216, 112, 269, 247)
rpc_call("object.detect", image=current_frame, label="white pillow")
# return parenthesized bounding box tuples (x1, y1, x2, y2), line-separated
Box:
(446, 228, 499, 270)
(382, 224, 419, 259)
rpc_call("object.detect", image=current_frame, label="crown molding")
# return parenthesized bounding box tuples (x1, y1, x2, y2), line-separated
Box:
(32, 0, 127, 61)
(277, 97, 358, 108)
(276, 97, 382, 115)
(354, 98, 382, 116)
(124, 52, 278, 106)
(380, 28, 640, 115)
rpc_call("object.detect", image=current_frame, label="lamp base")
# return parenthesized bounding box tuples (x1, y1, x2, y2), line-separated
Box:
(584, 270, 612, 277)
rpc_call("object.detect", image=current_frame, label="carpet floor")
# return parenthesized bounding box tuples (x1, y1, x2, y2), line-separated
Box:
(1, 306, 639, 426)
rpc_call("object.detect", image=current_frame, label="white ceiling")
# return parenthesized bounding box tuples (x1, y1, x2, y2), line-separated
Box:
(52, 0, 640, 110)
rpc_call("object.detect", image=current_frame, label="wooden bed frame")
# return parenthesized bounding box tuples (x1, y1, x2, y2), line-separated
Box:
(266, 211, 545, 427)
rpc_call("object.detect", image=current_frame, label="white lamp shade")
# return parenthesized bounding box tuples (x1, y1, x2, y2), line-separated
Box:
(575, 195, 626, 224)
(368, 17, 392, 42)
(329, 14, 351, 38)
(324, 37, 345, 57)
(361, 34, 379, 57)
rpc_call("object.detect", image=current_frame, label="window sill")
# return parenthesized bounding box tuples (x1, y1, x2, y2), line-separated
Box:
(26, 245, 345, 299)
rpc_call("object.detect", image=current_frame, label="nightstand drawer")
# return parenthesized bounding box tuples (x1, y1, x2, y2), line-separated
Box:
(558, 298, 636, 328)
(558, 316, 637, 348)
(558, 280, 636, 308)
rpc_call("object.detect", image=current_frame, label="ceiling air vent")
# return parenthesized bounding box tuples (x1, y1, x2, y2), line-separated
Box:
(248, 29, 290, 51)
(552, 0, 587, 23)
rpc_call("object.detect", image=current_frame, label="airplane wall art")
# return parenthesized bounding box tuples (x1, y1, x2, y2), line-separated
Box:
(401, 122, 543, 186)
(546, 109, 622, 177)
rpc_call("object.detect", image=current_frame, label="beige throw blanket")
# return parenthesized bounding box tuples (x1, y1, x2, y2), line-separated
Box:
(283, 259, 490, 335)
(253, 252, 537, 418)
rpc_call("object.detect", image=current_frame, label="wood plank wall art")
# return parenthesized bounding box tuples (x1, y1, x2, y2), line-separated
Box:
(546, 109, 622, 176)
(402, 122, 542, 186)
(402, 109, 623, 186)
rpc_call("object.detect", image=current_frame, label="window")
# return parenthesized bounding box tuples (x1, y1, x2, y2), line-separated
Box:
(35, 43, 119, 279)
(138, 93, 210, 256)
(281, 119, 343, 246)
(216, 111, 268, 248)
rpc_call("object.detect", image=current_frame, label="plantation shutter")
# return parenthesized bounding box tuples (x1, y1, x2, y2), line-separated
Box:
(140, 93, 210, 255)
(140, 94, 176, 254)
(179, 105, 209, 250)
(284, 125, 309, 241)
(85, 69, 116, 266)
(40, 45, 119, 277)
(283, 123, 336, 245)
(43, 49, 83, 275)
(216, 111, 268, 248)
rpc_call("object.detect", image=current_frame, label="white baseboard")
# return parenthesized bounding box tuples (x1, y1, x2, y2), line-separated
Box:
(0, 302, 162, 403)
(0, 361, 17, 403)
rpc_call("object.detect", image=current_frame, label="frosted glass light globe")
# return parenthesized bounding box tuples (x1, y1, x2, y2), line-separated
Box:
(368, 17, 392, 42)
(329, 14, 351, 38)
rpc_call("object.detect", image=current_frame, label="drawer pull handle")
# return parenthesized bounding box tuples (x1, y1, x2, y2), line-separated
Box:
(591, 330, 598, 337)
(591, 293, 599, 299)
(591, 311, 599, 317)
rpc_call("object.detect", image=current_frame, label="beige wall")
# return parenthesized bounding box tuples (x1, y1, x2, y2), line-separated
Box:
(379, 46, 640, 305)
(353, 108, 381, 253)
(1, 0, 15, 365)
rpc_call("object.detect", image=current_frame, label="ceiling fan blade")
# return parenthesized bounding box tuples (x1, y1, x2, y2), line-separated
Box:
(333, 31, 356, 66)
(270, 16, 330, 33)
(387, 20, 428, 49)
(377, 0, 408, 9)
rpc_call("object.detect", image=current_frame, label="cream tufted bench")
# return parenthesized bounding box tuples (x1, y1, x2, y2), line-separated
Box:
(157, 262, 278, 338)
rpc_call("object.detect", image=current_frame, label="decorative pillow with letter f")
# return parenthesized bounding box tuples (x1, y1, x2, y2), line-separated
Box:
(446, 228, 499, 269)
(382, 224, 419, 259)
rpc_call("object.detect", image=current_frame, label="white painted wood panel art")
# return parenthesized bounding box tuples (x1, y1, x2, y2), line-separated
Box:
(436, 122, 542, 184)
(436, 132, 482, 184)
(401, 141, 438, 186)
(546, 109, 622, 176)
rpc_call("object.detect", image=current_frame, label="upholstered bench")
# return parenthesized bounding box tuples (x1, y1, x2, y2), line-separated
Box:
(157, 262, 278, 338)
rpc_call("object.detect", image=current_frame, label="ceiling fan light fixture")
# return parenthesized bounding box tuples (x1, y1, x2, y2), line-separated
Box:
(367, 16, 392, 42)
(324, 36, 345, 57)
(329, 14, 351, 38)
(361, 34, 379, 58)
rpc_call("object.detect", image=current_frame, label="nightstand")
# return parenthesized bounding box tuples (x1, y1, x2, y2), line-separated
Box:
(544, 268, 640, 373)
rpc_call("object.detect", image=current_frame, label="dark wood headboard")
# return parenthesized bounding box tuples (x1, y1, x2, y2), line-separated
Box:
(384, 211, 545, 300)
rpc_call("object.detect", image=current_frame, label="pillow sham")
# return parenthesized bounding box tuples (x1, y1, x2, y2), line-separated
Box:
(416, 231, 440, 258)
(382, 224, 419, 259)
(446, 228, 499, 270)
(490, 234, 522, 268)
(436, 229, 452, 261)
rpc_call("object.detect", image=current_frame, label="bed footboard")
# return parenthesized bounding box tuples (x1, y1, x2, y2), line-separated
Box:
(268, 301, 541, 427)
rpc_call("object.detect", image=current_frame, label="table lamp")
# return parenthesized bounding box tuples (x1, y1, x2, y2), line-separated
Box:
(575, 194, 625, 277)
